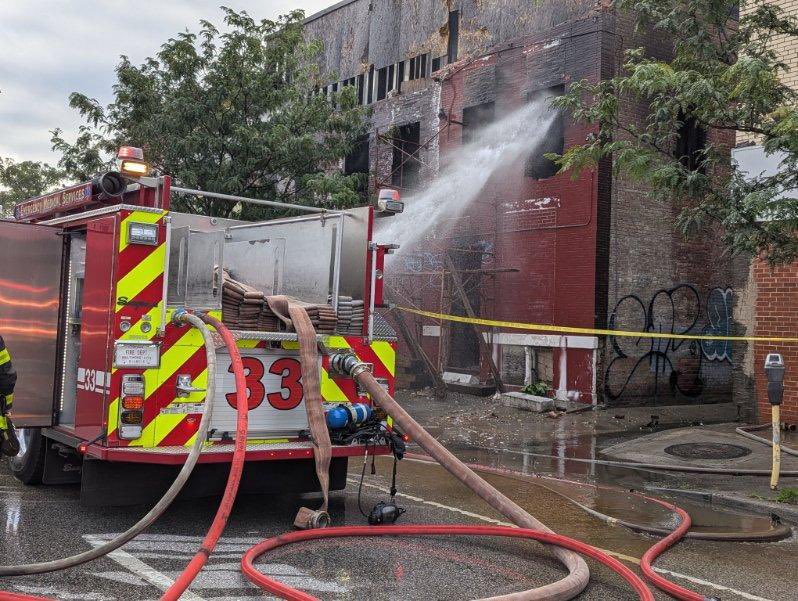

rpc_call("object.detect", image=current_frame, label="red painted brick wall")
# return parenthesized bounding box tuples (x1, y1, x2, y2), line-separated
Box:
(753, 258, 798, 424)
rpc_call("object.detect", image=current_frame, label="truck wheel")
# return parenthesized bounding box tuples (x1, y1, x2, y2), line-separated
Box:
(8, 428, 45, 485)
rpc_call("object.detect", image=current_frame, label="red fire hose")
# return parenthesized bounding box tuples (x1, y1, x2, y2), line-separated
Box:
(422, 456, 713, 601)
(241, 524, 654, 601)
(160, 313, 249, 601)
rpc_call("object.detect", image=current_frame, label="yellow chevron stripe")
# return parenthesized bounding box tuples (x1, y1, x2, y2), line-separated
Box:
(320, 367, 350, 402)
(370, 341, 396, 376)
(326, 336, 351, 349)
(115, 243, 166, 311)
(119, 211, 165, 253)
(119, 303, 163, 340)
(107, 396, 119, 438)
(0, 348, 10, 365)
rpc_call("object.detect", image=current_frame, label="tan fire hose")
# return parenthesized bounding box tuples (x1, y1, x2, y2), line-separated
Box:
(266, 296, 332, 529)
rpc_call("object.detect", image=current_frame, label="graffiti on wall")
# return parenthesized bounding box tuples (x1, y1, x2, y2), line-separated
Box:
(604, 284, 733, 402)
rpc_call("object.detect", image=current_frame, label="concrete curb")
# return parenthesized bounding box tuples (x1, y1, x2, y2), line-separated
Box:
(647, 486, 798, 526)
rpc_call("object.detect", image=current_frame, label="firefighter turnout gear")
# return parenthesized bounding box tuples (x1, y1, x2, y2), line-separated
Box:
(0, 335, 19, 456)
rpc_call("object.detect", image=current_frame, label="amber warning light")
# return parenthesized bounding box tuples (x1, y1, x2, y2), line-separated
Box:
(118, 146, 150, 177)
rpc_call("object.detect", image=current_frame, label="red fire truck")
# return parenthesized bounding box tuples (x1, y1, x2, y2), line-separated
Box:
(1, 148, 399, 505)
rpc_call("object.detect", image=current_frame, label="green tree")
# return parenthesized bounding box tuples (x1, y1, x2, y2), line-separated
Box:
(0, 158, 62, 216)
(553, 0, 798, 264)
(51, 8, 369, 219)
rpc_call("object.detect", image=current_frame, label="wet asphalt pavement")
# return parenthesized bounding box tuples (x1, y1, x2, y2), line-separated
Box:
(1, 451, 796, 601)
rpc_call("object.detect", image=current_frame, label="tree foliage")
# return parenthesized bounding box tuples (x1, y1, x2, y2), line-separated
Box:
(50, 8, 369, 219)
(0, 158, 62, 216)
(553, 0, 798, 264)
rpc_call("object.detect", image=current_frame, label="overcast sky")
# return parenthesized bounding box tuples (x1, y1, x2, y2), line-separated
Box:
(0, 1, 333, 164)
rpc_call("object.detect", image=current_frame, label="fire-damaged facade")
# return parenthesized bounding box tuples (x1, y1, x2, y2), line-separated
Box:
(305, 0, 740, 407)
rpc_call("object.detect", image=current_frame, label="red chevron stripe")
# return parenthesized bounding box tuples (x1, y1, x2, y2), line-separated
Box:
(117, 239, 165, 281)
(114, 275, 163, 322)
(345, 337, 390, 378)
(157, 417, 200, 447)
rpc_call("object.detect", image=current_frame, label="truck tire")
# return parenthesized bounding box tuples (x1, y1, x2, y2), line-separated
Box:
(8, 427, 46, 485)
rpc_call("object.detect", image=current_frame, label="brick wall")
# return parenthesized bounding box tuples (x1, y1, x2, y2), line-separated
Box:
(736, 1, 798, 424)
(753, 259, 798, 424)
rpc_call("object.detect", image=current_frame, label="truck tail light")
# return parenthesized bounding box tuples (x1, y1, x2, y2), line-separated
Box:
(119, 374, 145, 440)
(122, 395, 144, 410)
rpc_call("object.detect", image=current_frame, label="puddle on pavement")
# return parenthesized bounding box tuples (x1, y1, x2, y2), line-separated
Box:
(425, 444, 785, 539)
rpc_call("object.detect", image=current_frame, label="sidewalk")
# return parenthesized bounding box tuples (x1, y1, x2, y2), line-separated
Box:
(396, 389, 798, 524)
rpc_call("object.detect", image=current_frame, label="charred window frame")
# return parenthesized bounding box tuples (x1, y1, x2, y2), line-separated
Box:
(462, 102, 496, 145)
(525, 86, 565, 180)
(391, 122, 421, 190)
(675, 113, 707, 173)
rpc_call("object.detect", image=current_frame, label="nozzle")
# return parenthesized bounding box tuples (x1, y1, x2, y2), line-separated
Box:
(293, 507, 331, 530)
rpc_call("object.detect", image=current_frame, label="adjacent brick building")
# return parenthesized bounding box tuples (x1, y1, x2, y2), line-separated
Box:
(734, 1, 798, 424)
(306, 0, 737, 407)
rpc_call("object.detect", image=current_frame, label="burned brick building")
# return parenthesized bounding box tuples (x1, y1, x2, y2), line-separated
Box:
(305, 0, 739, 407)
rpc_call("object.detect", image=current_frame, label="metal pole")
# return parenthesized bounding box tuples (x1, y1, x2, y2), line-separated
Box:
(170, 186, 345, 215)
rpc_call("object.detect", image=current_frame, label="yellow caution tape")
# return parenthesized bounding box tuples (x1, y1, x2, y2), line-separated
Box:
(397, 306, 798, 344)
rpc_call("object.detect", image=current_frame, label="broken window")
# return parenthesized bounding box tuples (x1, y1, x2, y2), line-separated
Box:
(432, 56, 443, 72)
(391, 122, 421, 190)
(462, 102, 496, 145)
(377, 66, 388, 101)
(409, 54, 429, 81)
(344, 135, 370, 199)
(448, 10, 460, 63)
(397, 61, 405, 93)
(525, 86, 565, 180)
(675, 112, 707, 173)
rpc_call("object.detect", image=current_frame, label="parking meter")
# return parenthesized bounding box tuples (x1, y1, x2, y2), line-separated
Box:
(764, 353, 785, 406)
(764, 353, 785, 490)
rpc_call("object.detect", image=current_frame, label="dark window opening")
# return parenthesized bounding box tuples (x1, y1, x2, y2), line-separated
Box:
(462, 102, 496, 145)
(525, 86, 565, 180)
(367, 66, 375, 104)
(344, 135, 370, 199)
(447, 245, 482, 371)
(432, 56, 445, 72)
(448, 10, 460, 63)
(387, 64, 395, 94)
(332, 82, 338, 93)
(357, 73, 365, 104)
(391, 122, 421, 190)
(397, 61, 405, 93)
(409, 54, 429, 81)
(377, 67, 388, 101)
(675, 113, 707, 173)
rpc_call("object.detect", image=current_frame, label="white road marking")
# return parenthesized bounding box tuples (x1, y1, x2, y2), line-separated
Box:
(84, 535, 206, 601)
(351, 478, 777, 601)
(85, 534, 348, 596)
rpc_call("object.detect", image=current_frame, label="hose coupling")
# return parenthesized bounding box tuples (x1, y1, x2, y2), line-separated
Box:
(329, 352, 372, 378)
(293, 507, 331, 530)
(171, 308, 190, 326)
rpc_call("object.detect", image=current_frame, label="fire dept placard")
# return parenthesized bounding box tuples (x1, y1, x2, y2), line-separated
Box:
(210, 348, 310, 437)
